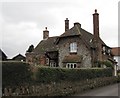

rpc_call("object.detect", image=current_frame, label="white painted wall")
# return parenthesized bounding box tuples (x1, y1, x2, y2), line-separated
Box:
(114, 56, 120, 70)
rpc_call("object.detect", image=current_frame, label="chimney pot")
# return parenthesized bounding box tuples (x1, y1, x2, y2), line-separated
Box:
(45, 27, 47, 30)
(95, 9, 97, 13)
(74, 22, 81, 27)
(43, 27, 49, 39)
(65, 18, 69, 32)
(93, 9, 99, 40)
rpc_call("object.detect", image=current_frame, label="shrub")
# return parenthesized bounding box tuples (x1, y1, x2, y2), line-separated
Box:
(2, 62, 113, 87)
(35, 67, 113, 83)
(117, 76, 120, 82)
(95, 60, 114, 69)
(102, 60, 113, 69)
(117, 70, 120, 74)
(2, 61, 32, 87)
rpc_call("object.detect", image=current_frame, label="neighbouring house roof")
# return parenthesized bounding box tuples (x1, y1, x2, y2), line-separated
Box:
(0, 49, 7, 61)
(111, 47, 120, 56)
(33, 36, 58, 55)
(62, 54, 82, 63)
(12, 54, 26, 61)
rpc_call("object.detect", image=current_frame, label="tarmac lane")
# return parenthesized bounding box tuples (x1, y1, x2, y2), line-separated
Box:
(74, 83, 120, 96)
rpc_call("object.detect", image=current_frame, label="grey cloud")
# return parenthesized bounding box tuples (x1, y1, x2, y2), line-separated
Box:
(2, 2, 74, 23)
(1, 0, 119, 58)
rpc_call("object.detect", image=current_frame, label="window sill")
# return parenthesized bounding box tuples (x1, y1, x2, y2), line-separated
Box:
(70, 52, 77, 54)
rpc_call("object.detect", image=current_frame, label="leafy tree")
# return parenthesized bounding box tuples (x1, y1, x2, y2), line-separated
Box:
(27, 45, 34, 52)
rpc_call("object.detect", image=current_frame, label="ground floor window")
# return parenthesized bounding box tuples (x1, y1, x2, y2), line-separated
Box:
(66, 63, 77, 68)
(46, 58, 49, 65)
(50, 62, 56, 67)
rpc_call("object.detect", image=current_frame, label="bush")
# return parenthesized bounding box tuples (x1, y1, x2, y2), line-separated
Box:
(2, 62, 113, 87)
(34, 67, 113, 83)
(117, 76, 120, 82)
(102, 60, 113, 69)
(96, 60, 113, 69)
(2, 61, 32, 87)
(117, 70, 120, 73)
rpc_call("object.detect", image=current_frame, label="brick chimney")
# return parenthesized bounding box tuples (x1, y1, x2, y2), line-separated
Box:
(93, 9, 99, 41)
(74, 22, 81, 28)
(93, 9, 103, 63)
(43, 27, 49, 39)
(65, 18, 69, 32)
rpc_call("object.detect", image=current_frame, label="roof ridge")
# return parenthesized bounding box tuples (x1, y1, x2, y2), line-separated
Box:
(81, 28, 93, 35)
(75, 25, 81, 35)
(48, 36, 59, 38)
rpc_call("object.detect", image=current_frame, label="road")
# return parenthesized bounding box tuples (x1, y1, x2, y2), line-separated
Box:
(74, 83, 119, 96)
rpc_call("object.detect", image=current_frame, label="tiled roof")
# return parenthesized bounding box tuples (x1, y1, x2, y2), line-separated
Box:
(12, 54, 25, 60)
(80, 28, 94, 47)
(60, 25, 81, 37)
(62, 54, 82, 63)
(57, 23, 105, 48)
(33, 36, 58, 54)
(33, 22, 106, 54)
(0, 49, 7, 58)
(111, 47, 120, 56)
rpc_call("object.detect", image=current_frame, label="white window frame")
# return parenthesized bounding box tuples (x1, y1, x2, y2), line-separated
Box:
(50, 62, 56, 67)
(108, 49, 111, 54)
(102, 46, 106, 55)
(66, 63, 77, 68)
(103, 46, 105, 51)
(70, 42, 77, 53)
(46, 58, 49, 65)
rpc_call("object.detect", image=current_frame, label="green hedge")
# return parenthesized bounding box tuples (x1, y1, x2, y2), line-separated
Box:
(35, 67, 113, 83)
(2, 61, 32, 87)
(2, 62, 113, 87)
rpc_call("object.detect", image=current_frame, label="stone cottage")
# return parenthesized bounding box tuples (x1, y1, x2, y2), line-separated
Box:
(26, 10, 115, 68)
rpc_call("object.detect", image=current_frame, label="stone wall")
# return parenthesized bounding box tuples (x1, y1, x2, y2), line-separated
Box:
(2, 77, 119, 96)
(58, 36, 92, 68)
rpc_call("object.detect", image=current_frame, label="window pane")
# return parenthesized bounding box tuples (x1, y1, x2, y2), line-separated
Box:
(74, 64, 76, 68)
(66, 63, 77, 68)
(70, 42, 77, 52)
(68, 64, 69, 68)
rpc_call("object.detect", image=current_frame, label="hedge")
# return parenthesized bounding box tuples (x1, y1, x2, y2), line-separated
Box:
(2, 62, 113, 87)
(34, 67, 113, 83)
(2, 61, 32, 88)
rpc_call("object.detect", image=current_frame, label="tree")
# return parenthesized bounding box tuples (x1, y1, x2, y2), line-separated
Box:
(27, 45, 34, 52)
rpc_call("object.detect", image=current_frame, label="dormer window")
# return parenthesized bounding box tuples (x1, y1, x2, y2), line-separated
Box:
(108, 49, 111, 53)
(108, 49, 111, 56)
(103, 46, 105, 51)
(70, 42, 77, 53)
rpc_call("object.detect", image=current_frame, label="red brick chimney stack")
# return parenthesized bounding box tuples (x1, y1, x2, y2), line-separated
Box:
(65, 18, 69, 32)
(93, 9, 99, 40)
(43, 27, 49, 39)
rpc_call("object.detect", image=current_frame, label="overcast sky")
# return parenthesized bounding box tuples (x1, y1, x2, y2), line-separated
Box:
(0, 0, 119, 59)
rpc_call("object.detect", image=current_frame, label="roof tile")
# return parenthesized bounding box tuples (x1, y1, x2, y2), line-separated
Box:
(111, 47, 120, 56)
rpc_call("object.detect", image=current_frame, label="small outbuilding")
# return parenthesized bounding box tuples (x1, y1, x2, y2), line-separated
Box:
(12, 54, 26, 62)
